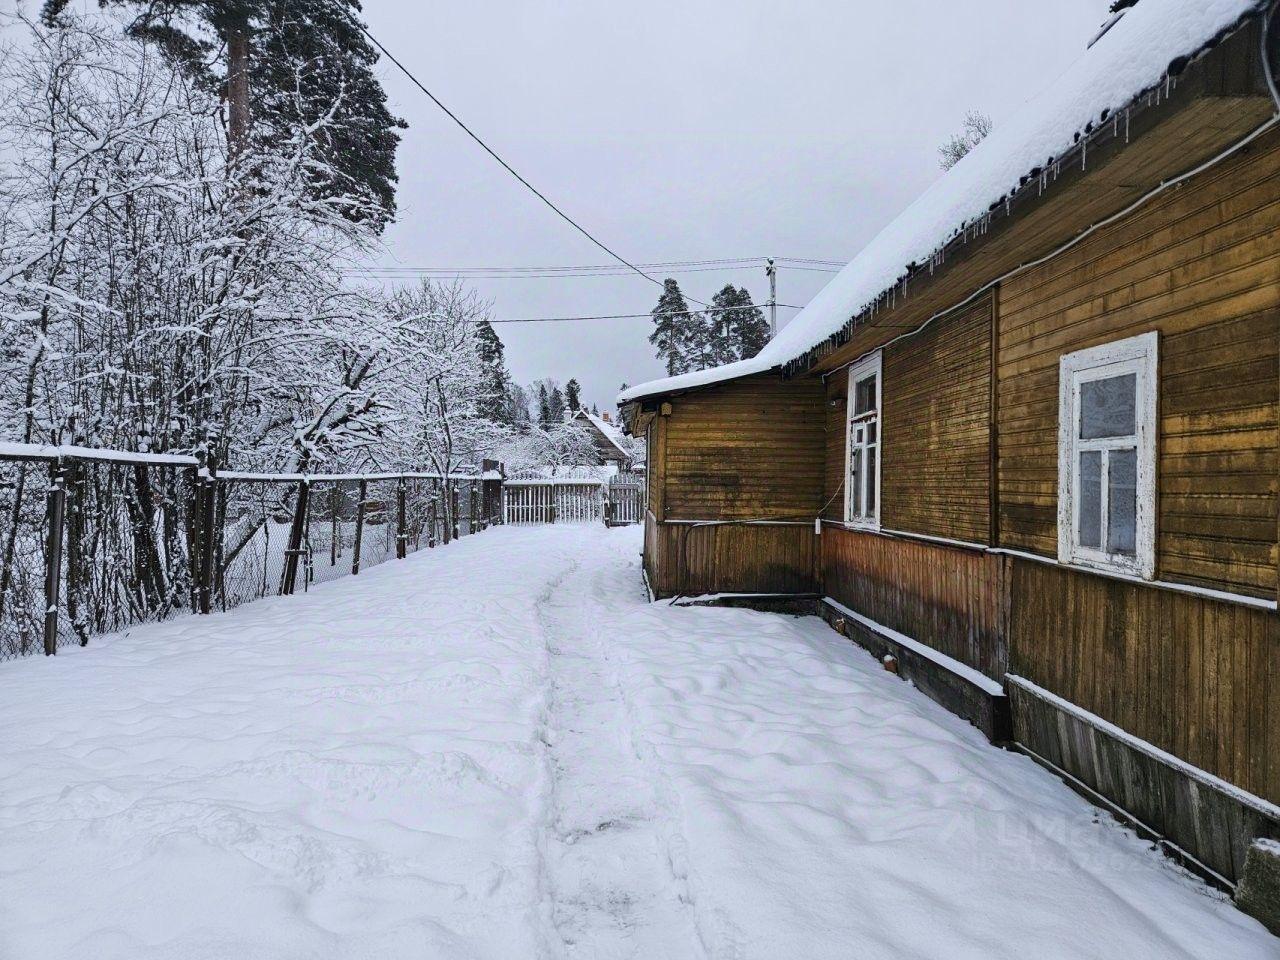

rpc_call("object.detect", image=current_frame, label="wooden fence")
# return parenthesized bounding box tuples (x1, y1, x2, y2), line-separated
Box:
(503, 471, 646, 527)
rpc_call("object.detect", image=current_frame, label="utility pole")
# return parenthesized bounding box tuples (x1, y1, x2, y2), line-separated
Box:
(766, 258, 778, 339)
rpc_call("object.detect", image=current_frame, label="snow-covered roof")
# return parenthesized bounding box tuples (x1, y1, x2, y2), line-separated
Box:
(619, 0, 1268, 405)
(574, 409, 631, 457)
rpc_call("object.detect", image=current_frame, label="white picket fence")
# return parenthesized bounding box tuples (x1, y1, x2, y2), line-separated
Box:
(503, 480, 605, 525)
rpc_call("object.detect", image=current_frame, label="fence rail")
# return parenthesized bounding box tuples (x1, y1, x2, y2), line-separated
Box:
(1, 450, 643, 665)
(0, 449, 505, 664)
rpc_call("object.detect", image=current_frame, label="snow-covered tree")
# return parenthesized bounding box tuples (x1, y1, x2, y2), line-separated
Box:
(40, 0, 404, 227)
(565, 378, 582, 413)
(939, 111, 993, 171)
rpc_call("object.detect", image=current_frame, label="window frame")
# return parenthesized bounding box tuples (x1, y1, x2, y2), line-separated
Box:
(845, 352, 883, 530)
(1057, 332, 1158, 579)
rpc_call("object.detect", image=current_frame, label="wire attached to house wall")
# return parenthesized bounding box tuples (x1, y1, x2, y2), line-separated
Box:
(819, 8, 1280, 387)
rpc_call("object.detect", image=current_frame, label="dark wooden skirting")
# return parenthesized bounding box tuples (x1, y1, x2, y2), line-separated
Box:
(1008, 555, 1280, 807)
(1008, 675, 1280, 889)
(821, 525, 1007, 681)
(818, 599, 1012, 743)
(649, 520, 818, 598)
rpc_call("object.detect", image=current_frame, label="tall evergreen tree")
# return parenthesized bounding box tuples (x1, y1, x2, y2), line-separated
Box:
(565, 378, 582, 413)
(710, 285, 770, 362)
(649, 279, 693, 376)
(42, 0, 405, 229)
(537, 383, 552, 426)
(473, 320, 512, 424)
(548, 385, 567, 423)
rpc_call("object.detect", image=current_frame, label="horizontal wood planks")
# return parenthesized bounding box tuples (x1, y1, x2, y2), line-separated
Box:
(882, 298, 993, 543)
(822, 526, 1006, 680)
(663, 374, 826, 521)
(998, 128, 1280, 597)
(650, 521, 817, 597)
(1008, 556, 1279, 805)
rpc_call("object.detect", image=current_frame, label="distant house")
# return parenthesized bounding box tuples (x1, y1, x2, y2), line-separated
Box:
(572, 409, 635, 472)
(619, 1, 1280, 929)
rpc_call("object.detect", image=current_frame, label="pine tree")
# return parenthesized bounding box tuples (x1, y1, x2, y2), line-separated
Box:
(591, 402, 600, 416)
(473, 320, 512, 424)
(649, 279, 693, 376)
(537, 383, 551, 426)
(548, 385, 566, 423)
(42, 0, 404, 229)
(710, 285, 769, 361)
(565, 378, 582, 413)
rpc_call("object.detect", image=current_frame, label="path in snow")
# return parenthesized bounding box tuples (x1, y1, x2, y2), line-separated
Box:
(535, 553, 703, 959)
(0, 524, 1274, 960)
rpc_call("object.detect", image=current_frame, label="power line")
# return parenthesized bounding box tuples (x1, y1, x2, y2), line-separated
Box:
(483, 303, 804, 324)
(347, 264, 841, 280)
(355, 22, 713, 307)
(344, 256, 844, 275)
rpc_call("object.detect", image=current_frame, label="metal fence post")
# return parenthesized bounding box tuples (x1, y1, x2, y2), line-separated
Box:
(281, 478, 309, 595)
(428, 480, 438, 548)
(330, 482, 340, 567)
(197, 454, 217, 615)
(352, 478, 367, 575)
(451, 480, 461, 541)
(396, 476, 407, 559)
(42, 462, 67, 656)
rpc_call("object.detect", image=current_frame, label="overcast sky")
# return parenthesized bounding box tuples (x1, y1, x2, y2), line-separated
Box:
(355, 1, 1115, 412)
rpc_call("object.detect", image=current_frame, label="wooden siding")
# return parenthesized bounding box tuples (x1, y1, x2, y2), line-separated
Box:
(663, 374, 825, 521)
(1008, 556, 1280, 805)
(649, 521, 817, 597)
(822, 527, 1006, 680)
(882, 298, 993, 543)
(997, 128, 1280, 597)
(823, 379, 845, 522)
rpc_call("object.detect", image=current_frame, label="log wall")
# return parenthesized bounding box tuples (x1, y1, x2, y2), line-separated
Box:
(661, 375, 826, 521)
(998, 129, 1280, 598)
(881, 298, 993, 543)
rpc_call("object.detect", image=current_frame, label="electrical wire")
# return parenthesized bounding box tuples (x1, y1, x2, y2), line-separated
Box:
(355, 21, 716, 306)
(484, 304, 804, 324)
(342, 257, 843, 280)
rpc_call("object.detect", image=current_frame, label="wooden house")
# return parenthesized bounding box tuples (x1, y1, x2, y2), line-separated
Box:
(572, 409, 635, 472)
(620, 1, 1280, 928)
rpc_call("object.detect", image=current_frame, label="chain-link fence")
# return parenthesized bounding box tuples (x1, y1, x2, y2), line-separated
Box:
(0, 445, 505, 664)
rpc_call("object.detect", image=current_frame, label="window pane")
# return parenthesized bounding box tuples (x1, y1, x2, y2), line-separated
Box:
(866, 420, 877, 445)
(854, 374, 877, 416)
(849, 448, 862, 517)
(1080, 373, 1136, 440)
(1108, 448, 1137, 555)
(1078, 450, 1102, 549)
(866, 446, 877, 515)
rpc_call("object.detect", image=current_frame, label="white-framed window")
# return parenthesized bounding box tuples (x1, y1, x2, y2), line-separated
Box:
(845, 352, 882, 528)
(1057, 332, 1157, 578)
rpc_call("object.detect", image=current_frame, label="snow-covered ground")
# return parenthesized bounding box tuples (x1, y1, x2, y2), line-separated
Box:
(0, 525, 1272, 959)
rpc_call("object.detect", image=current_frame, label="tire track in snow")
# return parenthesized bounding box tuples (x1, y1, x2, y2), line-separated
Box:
(532, 541, 705, 960)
